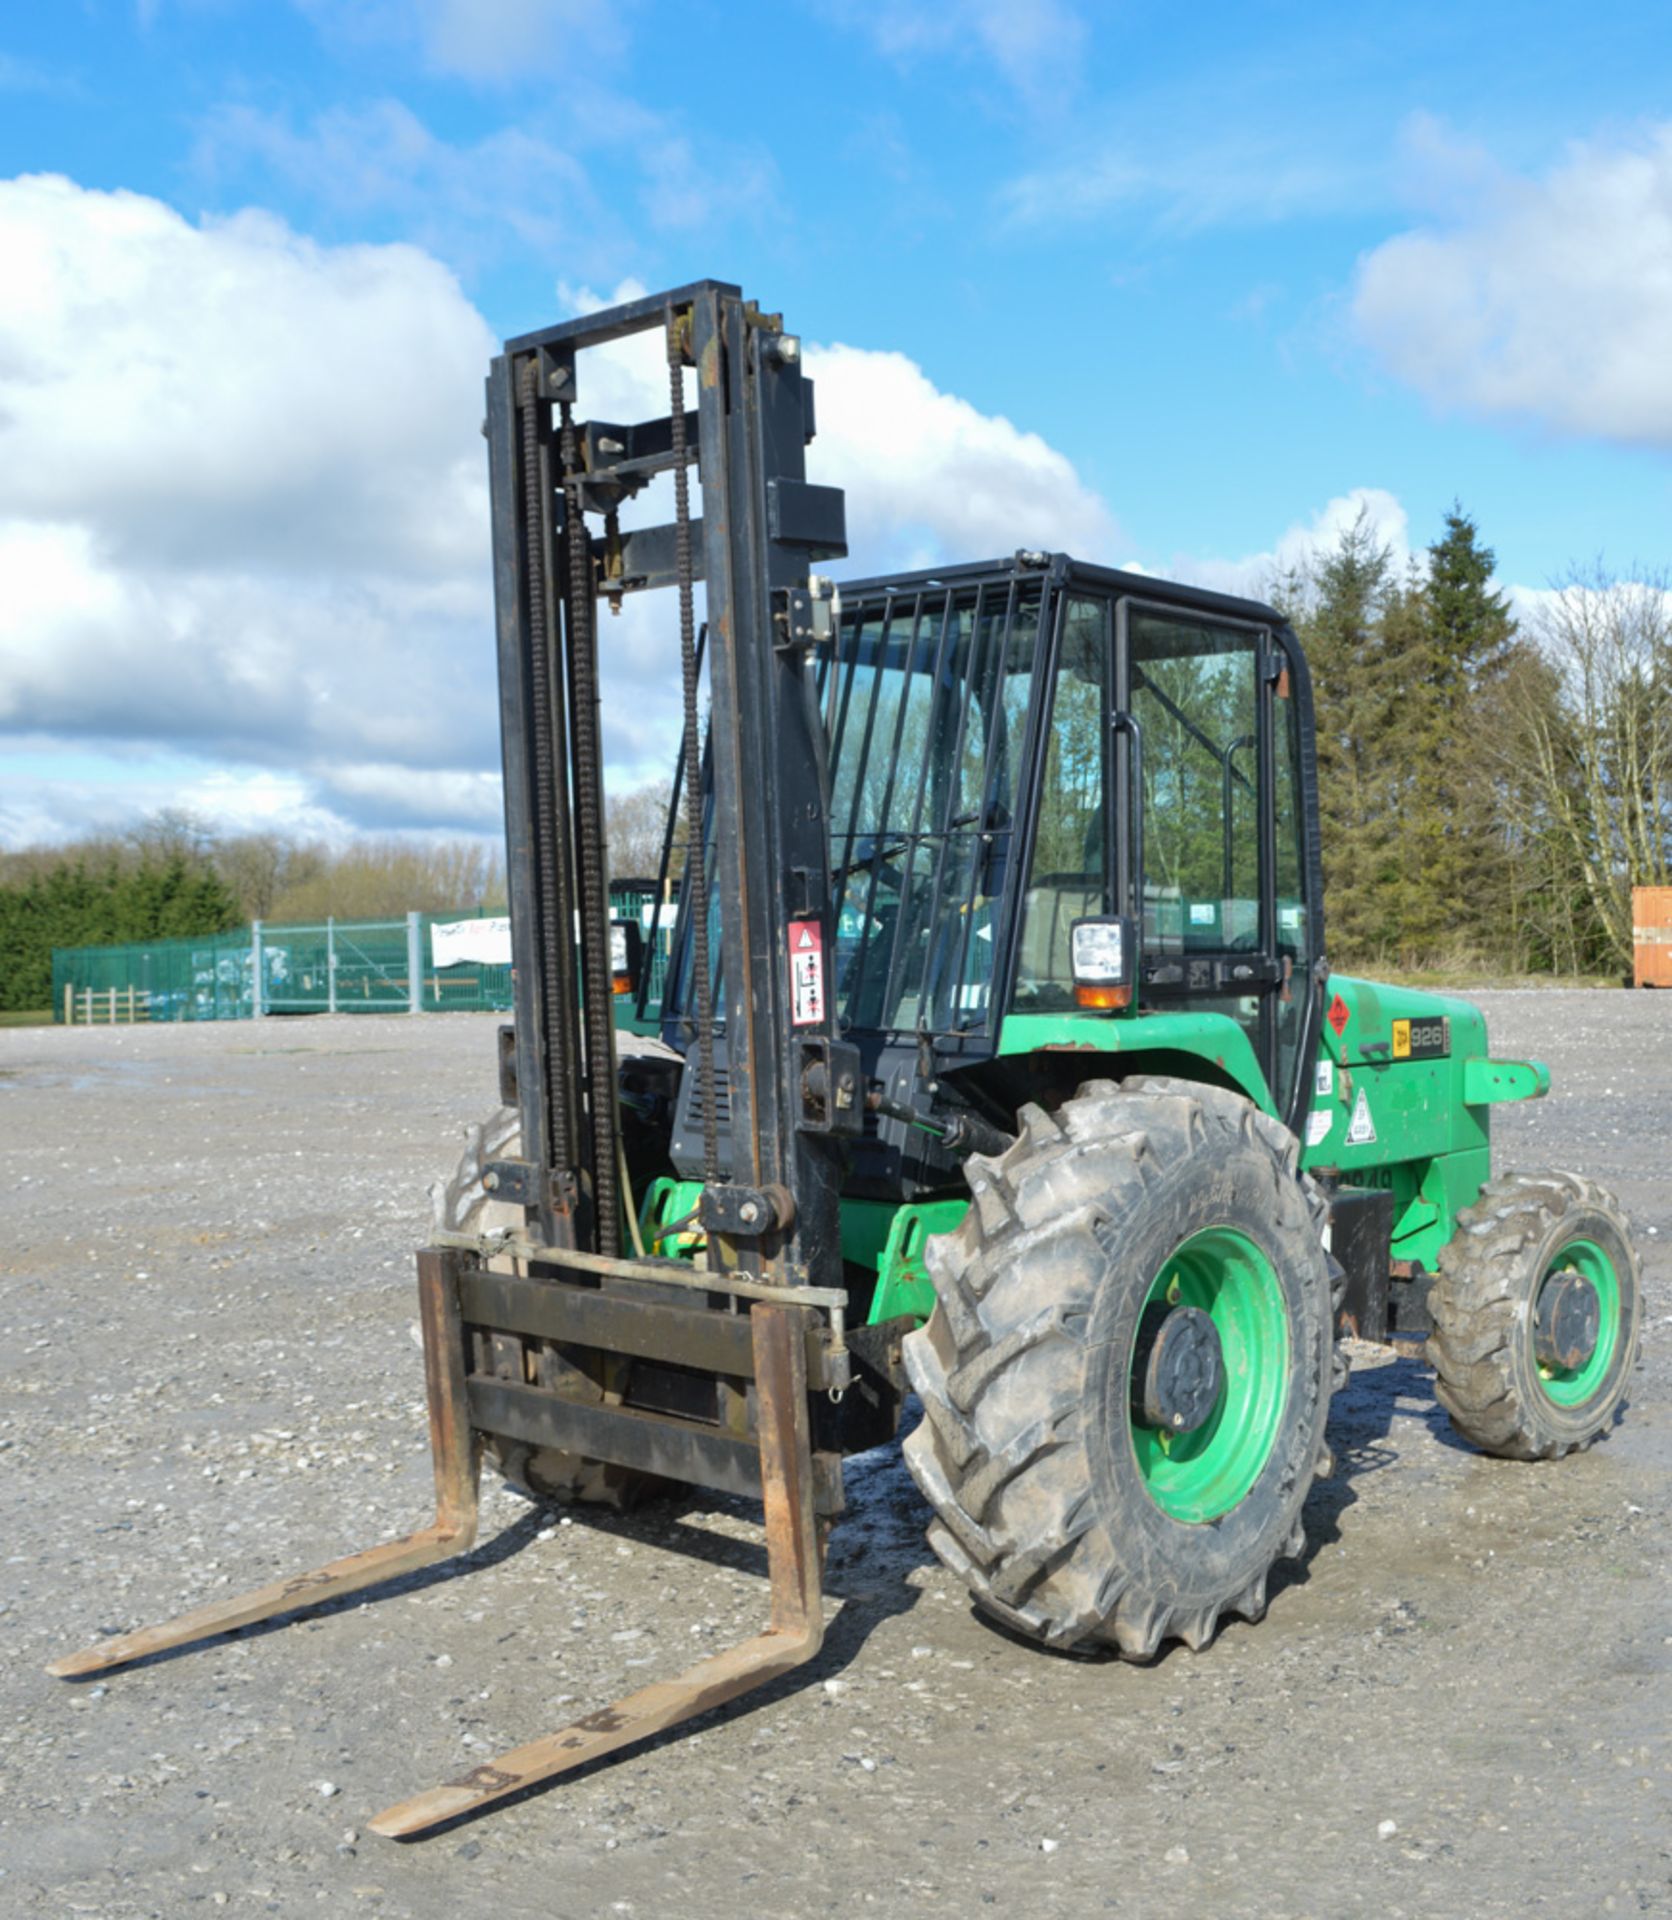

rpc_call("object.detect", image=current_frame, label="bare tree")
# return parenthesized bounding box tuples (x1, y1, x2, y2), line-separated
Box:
(214, 832, 328, 920)
(270, 836, 505, 921)
(1515, 564, 1672, 966)
(606, 782, 678, 885)
(123, 806, 216, 863)
(1, 816, 507, 930)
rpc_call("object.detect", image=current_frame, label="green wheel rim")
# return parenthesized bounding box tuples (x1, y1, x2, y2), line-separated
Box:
(1128, 1227, 1290, 1523)
(1537, 1238, 1622, 1407)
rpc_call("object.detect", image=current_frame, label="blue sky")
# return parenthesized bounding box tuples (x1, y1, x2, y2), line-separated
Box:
(2, 0, 1670, 845)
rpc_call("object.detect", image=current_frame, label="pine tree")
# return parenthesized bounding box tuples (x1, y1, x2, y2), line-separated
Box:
(0, 852, 242, 1012)
(1289, 510, 1403, 967)
(1404, 506, 1519, 961)
(1428, 504, 1516, 692)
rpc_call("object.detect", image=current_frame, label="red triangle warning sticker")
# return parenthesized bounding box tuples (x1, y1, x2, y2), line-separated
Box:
(796, 928, 815, 949)
(1326, 993, 1350, 1037)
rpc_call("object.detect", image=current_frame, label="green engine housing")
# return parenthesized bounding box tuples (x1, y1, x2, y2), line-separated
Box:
(641, 974, 1546, 1333)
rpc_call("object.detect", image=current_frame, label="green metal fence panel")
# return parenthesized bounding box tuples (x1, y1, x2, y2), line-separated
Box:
(53, 927, 256, 1022)
(53, 889, 668, 1025)
(260, 919, 414, 1014)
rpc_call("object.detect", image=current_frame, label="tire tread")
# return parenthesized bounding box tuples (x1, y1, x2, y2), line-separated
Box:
(903, 1075, 1335, 1658)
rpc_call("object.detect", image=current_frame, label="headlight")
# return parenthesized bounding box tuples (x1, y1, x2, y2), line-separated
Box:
(609, 920, 641, 996)
(1070, 915, 1135, 1011)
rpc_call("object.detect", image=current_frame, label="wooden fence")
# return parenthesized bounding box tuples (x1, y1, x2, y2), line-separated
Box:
(64, 985, 152, 1025)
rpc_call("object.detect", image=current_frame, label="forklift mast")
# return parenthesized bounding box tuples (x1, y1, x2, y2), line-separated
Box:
(486, 279, 857, 1279)
(47, 284, 869, 1837)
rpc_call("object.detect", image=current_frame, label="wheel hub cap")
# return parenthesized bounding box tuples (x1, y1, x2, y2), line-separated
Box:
(1534, 1269, 1600, 1373)
(1127, 1227, 1290, 1524)
(1134, 1304, 1225, 1434)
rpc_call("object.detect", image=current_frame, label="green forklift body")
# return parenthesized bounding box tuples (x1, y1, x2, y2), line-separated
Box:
(648, 553, 1550, 1322)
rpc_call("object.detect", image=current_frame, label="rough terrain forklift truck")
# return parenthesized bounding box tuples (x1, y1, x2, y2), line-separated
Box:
(51, 281, 1644, 1834)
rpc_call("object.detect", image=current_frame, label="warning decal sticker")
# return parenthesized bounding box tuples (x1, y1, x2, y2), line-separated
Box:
(789, 919, 825, 1028)
(1345, 1087, 1377, 1147)
(1326, 993, 1350, 1038)
(1306, 1110, 1333, 1148)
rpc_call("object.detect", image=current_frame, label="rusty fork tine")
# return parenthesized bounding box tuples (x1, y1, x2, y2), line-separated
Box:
(48, 1250, 480, 1682)
(368, 1621, 818, 1836)
(369, 1297, 828, 1839)
(46, 1522, 475, 1679)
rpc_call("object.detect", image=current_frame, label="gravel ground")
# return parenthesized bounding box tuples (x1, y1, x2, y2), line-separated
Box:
(2, 994, 1667, 1920)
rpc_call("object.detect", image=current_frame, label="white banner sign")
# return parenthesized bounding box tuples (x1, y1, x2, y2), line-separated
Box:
(430, 917, 513, 968)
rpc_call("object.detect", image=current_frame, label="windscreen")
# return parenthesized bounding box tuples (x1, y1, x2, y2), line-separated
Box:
(820, 578, 1048, 1036)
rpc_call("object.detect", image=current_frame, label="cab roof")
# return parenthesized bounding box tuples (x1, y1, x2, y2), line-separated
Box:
(836, 552, 1288, 634)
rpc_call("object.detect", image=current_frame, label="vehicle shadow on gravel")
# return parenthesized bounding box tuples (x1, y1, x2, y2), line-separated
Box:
(954, 1350, 1482, 1674)
(1328, 1348, 1474, 1471)
(59, 1440, 944, 1840)
(998, 1350, 1478, 1669)
(388, 1431, 944, 1836)
(1268, 1348, 1473, 1612)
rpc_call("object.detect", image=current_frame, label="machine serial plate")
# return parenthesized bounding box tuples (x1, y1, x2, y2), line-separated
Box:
(1391, 1016, 1449, 1061)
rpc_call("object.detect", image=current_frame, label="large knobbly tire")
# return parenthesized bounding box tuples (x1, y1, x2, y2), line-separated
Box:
(435, 1109, 671, 1511)
(901, 1076, 1334, 1659)
(1428, 1170, 1642, 1461)
(430, 1104, 521, 1240)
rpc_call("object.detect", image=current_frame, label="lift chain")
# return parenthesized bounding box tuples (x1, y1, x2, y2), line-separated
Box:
(558, 393, 621, 1253)
(668, 307, 718, 1182)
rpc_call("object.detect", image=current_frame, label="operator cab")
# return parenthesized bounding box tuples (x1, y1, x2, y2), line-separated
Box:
(664, 553, 1324, 1184)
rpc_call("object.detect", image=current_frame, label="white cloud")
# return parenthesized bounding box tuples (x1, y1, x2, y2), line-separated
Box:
(411, 0, 619, 82)
(999, 137, 1351, 232)
(0, 176, 492, 576)
(0, 754, 352, 850)
(0, 218, 1119, 847)
(1171, 488, 1413, 602)
(1167, 493, 1672, 679)
(808, 345, 1117, 568)
(196, 100, 601, 271)
(995, 66, 1375, 232)
(1504, 573, 1672, 651)
(313, 762, 505, 830)
(197, 94, 778, 272)
(0, 52, 67, 95)
(558, 280, 1120, 572)
(0, 174, 503, 842)
(1353, 120, 1672, 446)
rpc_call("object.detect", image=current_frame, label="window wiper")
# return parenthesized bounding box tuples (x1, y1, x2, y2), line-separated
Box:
(948, 801, 1014, 834)
(835, 835, 910, 879)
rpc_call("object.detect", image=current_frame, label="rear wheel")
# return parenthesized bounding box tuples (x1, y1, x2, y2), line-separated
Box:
(902, 1076, 1334, 1657)
(435, 1109, 672, 1510)
(1427, 1171, 1642, 1460)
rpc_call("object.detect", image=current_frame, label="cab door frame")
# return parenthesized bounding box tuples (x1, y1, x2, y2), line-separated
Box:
(1112, 593, 1302, 1116)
